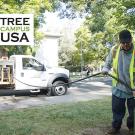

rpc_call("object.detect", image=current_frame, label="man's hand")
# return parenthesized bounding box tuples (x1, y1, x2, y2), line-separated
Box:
(102, 67, 109, 75)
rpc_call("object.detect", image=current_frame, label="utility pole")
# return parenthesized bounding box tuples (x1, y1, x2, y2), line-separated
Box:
(80, 40, 83, 78)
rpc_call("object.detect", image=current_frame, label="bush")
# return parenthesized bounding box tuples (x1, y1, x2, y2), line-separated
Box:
(65, 65, 82, 72)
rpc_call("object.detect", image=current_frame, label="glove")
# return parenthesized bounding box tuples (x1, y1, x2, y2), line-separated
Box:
(102, 67, 109, 75)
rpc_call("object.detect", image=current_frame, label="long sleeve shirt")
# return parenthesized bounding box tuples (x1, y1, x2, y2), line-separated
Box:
(103, 46, 134, 98)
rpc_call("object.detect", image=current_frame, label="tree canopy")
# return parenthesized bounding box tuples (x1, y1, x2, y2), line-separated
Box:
(61, 0, 135, 69)
(1, 0, 135, 69)
(0, 0, 55, 55)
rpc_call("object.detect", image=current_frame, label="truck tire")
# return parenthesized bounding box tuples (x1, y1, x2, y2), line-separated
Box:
(52, 81, 67, 96)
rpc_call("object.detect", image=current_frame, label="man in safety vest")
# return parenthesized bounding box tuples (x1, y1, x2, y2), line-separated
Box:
(102, 29, 135, 135)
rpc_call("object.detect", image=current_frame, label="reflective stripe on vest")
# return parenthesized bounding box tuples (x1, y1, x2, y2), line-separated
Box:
(112, 46, 120, 86)
(112, 45, 135, 89)
(130, 50, 135, 89)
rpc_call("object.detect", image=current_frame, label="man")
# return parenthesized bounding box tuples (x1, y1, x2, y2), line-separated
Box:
(85, 65, 90, 76)
(102, 30, 135, 135)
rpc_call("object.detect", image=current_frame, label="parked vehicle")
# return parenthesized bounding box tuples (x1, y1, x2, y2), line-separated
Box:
(0, 55, 70, 96)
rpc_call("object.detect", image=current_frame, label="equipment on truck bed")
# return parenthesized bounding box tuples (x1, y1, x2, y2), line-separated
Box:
(0, 58, 15, 88)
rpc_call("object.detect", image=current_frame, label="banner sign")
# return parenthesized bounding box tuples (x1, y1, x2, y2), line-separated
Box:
(0, 14, 34, 46)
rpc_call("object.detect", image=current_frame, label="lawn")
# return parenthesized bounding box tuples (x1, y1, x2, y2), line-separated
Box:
(0, 97, 112, 135)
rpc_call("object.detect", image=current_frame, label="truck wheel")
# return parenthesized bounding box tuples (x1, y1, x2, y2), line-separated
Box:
(52, 81, 67, 96)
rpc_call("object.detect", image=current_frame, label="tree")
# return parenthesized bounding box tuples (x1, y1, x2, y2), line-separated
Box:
(61, 0, 135, 67)
(0, 0, 54, 56)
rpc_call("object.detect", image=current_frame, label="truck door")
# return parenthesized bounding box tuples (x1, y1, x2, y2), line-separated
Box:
(17, 57, 45, 90)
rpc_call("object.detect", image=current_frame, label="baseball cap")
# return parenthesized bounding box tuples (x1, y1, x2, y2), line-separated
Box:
(119, 30, 132, 43)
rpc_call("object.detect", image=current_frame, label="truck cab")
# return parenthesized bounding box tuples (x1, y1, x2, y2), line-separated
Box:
(0, 55, 70, 96)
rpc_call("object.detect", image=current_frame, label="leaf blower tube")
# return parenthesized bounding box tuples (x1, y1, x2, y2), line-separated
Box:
(0, 72, 102, 96)
(0, 72, 134, 96)
(107, 73, 134, 93)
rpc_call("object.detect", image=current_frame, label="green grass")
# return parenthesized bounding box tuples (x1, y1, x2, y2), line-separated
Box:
(0, 97, 112, 135)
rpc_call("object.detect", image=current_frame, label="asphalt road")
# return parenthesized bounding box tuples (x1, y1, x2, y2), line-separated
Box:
(0, 77, 112, 111)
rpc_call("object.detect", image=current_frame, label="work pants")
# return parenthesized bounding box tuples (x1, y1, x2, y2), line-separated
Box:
(112, 95, 135, 130)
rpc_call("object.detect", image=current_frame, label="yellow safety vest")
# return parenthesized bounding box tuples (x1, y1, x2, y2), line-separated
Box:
(112, 45, 135, 89)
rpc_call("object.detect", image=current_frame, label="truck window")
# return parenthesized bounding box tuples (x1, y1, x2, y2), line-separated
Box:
(22, 58, 43, 70)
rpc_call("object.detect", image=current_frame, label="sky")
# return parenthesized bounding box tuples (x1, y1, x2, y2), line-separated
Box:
(42, 11, 84, 34)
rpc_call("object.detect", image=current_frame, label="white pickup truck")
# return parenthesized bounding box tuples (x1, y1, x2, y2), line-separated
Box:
(0, 55, 70, 96)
